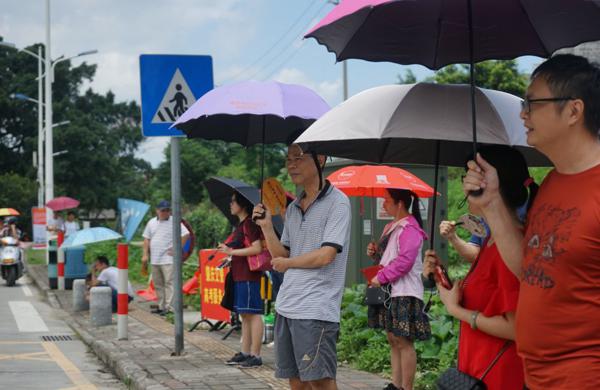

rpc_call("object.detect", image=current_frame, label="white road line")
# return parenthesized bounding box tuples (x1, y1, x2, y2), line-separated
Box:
(8, 301, 49, 332)
(21, 285, 33, 297)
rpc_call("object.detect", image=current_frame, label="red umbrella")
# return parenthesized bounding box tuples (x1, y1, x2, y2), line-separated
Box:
(46, 196, 80, 211)
(327, 165, 435, 198)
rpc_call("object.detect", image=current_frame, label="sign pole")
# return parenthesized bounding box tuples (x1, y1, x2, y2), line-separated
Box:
(171, 137, 184, 355)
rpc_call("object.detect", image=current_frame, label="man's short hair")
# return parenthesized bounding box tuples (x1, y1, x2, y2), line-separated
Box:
(67, 211, 76, 217)
(532, 54, 600, 138)
(96, 256, 110, 267)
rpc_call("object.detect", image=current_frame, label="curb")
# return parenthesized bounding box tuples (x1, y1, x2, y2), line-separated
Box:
(26, 263, 167, 390)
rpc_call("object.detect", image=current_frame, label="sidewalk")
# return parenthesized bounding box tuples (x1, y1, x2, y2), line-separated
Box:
(28, 264, 388, 390)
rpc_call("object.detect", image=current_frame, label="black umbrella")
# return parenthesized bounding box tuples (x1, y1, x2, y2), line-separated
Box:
(304, 0, 600, 247)
(204, 176, 284, 236)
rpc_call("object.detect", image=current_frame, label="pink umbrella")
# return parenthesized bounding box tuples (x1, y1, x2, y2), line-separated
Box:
(46, 196, 80, 211)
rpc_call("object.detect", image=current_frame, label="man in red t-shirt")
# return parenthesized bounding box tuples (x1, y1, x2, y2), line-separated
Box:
(463, 54, 600, 389)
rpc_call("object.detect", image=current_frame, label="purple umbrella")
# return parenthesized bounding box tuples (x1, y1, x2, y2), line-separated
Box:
(172, 80, 330, 145)
(171, 80, 330, 190)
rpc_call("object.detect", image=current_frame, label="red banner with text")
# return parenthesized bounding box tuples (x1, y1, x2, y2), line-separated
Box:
(199, 249, 230, 323)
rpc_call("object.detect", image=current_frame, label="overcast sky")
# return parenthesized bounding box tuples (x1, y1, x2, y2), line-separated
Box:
(1, 0, 544, 167)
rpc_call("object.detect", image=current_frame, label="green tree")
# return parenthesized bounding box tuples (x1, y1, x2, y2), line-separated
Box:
(431, 60, 528, 97)
(0, 38, 149, 213)
(154, 139, 288, 206)
(397, 69, 417, 84)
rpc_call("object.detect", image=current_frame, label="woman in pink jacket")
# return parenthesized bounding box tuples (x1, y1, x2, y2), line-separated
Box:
(367, 189, 431, 390)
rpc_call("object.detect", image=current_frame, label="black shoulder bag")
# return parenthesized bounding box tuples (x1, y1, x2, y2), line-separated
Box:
(436, 341, 511, 390)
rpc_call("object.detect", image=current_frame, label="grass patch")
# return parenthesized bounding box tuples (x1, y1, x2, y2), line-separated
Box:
(25, 248, 46, 265)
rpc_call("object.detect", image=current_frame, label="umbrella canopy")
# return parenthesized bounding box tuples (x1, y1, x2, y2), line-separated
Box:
(204, 177, 284, 235)
(306, 0, 600, 69)
(172, 80, 330, 145)
(328, 165, 435, 198)
(295, 83, 549, 167)
(0, 208, 20, 217)
(61, 227, 122, 249)
(46, 196, 80, 211)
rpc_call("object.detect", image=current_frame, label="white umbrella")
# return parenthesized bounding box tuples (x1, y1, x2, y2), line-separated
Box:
(295, 83, 548, 167)
(61, 227, 122, 249)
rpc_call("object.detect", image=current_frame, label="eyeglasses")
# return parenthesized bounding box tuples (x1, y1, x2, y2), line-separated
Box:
(521, 97, 575, 114)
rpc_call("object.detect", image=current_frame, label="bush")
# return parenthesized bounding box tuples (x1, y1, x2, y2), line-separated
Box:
(185, 201, 230, 250)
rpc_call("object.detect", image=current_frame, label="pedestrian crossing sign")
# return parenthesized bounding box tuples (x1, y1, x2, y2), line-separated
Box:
(139, 54, 213, 137)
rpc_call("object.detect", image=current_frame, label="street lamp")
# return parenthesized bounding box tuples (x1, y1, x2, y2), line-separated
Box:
(45, 0, 97, 204)
(2, 41, 45, 207)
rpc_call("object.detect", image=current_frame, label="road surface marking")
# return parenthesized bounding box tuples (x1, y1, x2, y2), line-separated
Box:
(21, 284, 33, 296)
(41, 342, 97, 390)
(8, 301, 49, 332)
(0, 351, 53, 362)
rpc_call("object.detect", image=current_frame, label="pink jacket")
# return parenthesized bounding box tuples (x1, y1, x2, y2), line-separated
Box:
(376, 215, 427, 299)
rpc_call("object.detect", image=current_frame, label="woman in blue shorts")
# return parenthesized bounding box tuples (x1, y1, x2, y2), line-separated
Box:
(218, 191, 265, 368)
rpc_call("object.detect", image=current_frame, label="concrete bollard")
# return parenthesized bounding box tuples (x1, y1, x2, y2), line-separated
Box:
(90, 286, 112, 326)
(72, 279, 89, 312)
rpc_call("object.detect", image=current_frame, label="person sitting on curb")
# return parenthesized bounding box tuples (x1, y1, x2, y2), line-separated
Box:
(89, 256, 134, 313)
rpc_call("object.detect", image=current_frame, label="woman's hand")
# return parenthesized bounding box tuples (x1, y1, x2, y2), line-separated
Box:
(370, 276, 381, 287)
(438, 279, 464, 317)
(423, 249, 439, 278)
(366, 242, 377, 257)
(217, 243, 233, 256)
(439, 221, 457, 240)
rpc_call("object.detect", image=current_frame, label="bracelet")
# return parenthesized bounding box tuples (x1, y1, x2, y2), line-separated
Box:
(470, 311, 480, 330)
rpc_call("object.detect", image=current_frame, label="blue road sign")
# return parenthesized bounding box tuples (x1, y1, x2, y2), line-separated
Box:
(139, 54, 213, 137)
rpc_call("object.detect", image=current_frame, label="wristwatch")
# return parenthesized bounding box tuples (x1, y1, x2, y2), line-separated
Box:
(470, 311, 480, 330)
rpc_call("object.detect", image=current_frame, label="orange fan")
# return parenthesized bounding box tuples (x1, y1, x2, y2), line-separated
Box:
(262, 178, 287, 217)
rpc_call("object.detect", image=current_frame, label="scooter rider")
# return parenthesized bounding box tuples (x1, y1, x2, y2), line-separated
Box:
(1, 217, 22, 240)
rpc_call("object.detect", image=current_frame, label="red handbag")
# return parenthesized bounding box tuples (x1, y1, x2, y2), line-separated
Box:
(243, 223, 273, 272)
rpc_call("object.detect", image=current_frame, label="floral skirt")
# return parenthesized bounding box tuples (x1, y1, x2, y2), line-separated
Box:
(368, 296, 431, 341)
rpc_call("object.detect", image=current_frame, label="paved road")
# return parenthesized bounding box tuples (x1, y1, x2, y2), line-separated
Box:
(0, 273, 124, 390)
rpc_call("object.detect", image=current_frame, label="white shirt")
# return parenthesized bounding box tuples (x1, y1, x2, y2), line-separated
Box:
(142, 216, 189, 265)
(48, 216, 64, 232)
(97, 266, 135, 297)
(64, 221, 80, 236)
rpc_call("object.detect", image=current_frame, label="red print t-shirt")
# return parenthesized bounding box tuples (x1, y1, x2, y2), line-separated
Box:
(517, 164, 600, 390)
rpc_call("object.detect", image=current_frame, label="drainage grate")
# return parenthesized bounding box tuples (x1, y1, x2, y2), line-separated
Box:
(41, 335, 74, 342)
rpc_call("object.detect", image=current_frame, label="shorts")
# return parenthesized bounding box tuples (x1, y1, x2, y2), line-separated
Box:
(233, 281, 264, 314)
(274, 314, 339, 382)
(110, 288, 133, 313)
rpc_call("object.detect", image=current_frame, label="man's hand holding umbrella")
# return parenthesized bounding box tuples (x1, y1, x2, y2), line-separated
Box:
(251, 203, 273, 231)
(252, 203, 291, 273)
(463, 154, 501, 211)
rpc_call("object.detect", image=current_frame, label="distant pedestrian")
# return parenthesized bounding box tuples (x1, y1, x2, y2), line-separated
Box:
(47, 211, 64, 235)
(89, 256, 134, 312)
(142, 200, 189, 315)
(64, 211, 80, 237)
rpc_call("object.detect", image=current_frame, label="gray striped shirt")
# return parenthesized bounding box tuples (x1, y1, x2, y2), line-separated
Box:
(277, 182, 351, 323)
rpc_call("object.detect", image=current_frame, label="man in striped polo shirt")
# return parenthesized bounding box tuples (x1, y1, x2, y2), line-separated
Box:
(253, 144, 351, 390)
(142, 200, 189, 315)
